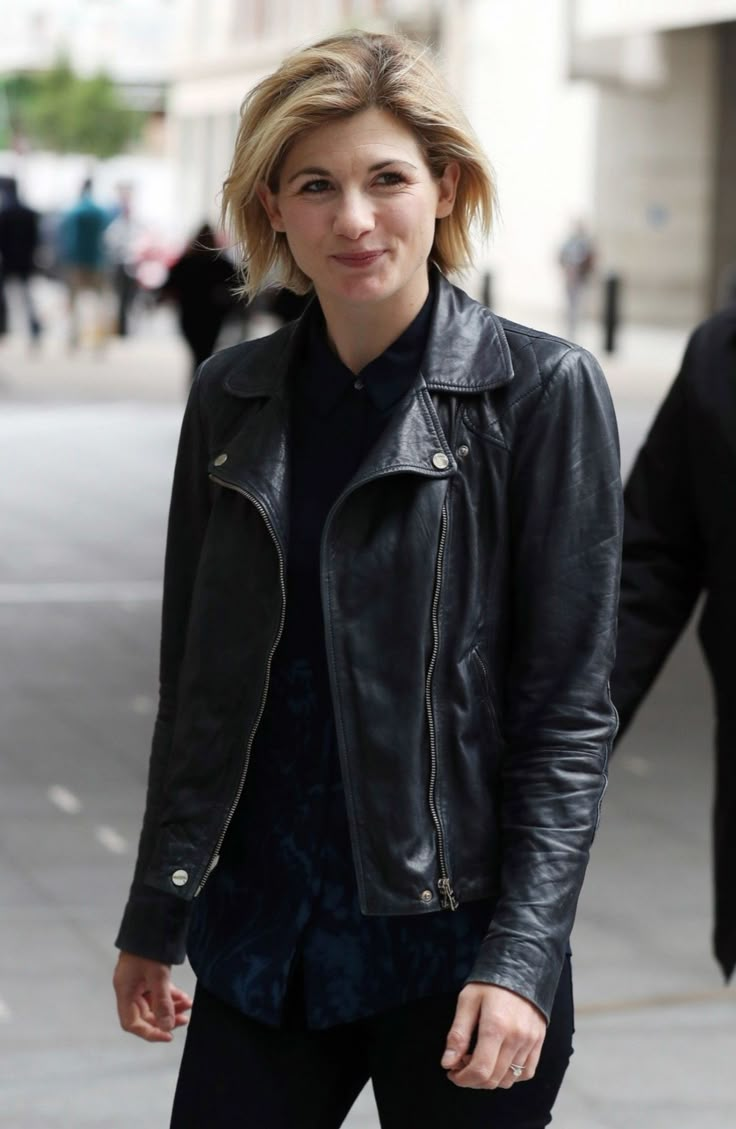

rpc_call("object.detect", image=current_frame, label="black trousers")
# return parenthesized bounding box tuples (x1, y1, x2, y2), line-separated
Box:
(170, 955, 573, 1129)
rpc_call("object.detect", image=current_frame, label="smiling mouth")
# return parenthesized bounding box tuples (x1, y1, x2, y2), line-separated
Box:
(331, 250, 385, 266)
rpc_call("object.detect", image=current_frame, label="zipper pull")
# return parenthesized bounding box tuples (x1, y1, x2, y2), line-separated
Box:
(438, 878, 459, 911)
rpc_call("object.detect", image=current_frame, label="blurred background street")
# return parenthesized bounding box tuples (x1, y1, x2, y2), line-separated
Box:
(2, 0, 736, 1126)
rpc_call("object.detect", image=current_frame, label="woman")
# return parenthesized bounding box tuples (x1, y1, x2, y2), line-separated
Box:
(113, 30, 621, 1128)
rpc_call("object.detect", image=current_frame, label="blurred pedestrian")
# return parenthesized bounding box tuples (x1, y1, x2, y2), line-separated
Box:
(105, 183, 139, 336)
(611, 306, 736, 987)
(558, 220, 595, 340)
(0, 176, 42, 346)
(112, 30, 622, 1129)
(59, 178, 112, 349)
(157, 223, 238, 380)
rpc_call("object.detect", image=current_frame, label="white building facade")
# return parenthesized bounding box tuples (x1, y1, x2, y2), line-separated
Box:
(571, 0, 736, 324)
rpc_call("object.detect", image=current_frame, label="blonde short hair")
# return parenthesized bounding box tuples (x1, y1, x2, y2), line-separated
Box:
(222, 30, 496, 298)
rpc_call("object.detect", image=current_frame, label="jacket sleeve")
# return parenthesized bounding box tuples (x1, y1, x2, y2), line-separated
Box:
(610, 358, 704, 738)
(467, 346, 622, 1021)
(115, 367, 213, 963)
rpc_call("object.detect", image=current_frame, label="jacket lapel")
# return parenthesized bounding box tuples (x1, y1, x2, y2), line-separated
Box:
(208, 320, 304, 553)
(208, 393, 291, 552)
(208, 273, 516, 540)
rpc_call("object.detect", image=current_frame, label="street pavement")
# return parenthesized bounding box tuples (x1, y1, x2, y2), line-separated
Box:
(0, 305, 733, 1128)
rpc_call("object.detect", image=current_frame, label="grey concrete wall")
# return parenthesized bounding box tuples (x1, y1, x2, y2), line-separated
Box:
(711, 22, 736, 308)
(593, 26, 718, 326)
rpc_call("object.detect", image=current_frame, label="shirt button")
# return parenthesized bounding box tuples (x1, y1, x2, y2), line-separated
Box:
(213, 453, 228, 466)
(354, 378, 364, 390)
(171, 869, 189, 887)
(432, 452, 450, 470)
(457, 444, 470, 459)
(420, 889, 434, 903)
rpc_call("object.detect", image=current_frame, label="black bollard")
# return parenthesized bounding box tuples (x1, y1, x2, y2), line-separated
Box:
(603, 273, 620, 354)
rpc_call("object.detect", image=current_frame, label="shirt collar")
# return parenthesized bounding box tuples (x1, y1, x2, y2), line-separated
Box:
(302, 285, 435, 417)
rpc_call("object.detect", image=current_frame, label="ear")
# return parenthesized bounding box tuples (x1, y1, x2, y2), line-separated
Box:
(435, 161, 460, 219)
(256, 182, 286, 233)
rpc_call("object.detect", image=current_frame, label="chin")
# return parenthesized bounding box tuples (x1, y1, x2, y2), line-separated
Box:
(343, 269, 402, 301)
(331, 280, 390, 306)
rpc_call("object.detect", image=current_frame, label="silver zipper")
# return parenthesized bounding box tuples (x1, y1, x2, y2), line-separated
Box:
(319, 466, 457, 911)
(195, 474, 287, 895)
(425, 501, 458, 910)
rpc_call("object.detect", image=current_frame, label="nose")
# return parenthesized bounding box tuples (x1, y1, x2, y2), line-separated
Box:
(332, 189, 375, 240)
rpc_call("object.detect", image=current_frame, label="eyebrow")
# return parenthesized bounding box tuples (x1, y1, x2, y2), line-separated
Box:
(286, 159, 418, 184)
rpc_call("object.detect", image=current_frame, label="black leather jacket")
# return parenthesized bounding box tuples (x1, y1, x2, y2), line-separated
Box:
(117, 274, 622, 1021)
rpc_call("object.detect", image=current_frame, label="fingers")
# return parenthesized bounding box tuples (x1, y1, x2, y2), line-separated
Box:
(444, 983, 546, 1090)
(519, 1038, 543, 1080)
(149, 968, 176, 1033)
(171, 985, 194, 1030)
(441, 990, 480, 1070)
(113, 953, 191, 1043)
(128, 991, 176, 1044)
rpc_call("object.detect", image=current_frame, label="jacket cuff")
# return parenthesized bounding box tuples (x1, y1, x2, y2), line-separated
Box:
(465, 934, 567, 1024)
(115, 885, 193, 965)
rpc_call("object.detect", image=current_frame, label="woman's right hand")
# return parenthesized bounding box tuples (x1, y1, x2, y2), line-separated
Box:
(113, 951, 193, 1043)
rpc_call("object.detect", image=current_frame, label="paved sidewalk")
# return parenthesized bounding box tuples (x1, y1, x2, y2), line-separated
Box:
(0, 318, 190, 406)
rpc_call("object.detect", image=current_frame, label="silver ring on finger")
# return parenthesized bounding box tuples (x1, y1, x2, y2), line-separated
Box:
(509, 1063, 524, 1079)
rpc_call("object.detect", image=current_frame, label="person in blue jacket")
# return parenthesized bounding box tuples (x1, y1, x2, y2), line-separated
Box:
(59, 178, 112, 348)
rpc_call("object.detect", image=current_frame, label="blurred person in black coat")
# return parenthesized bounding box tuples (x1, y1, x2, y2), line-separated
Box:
(611, 306, 736, 985)
(159, 223, 239, 380)
(0, 176, 42, 344)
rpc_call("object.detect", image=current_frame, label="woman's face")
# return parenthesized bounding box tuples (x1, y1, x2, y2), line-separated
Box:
(258, 108, 459, 316)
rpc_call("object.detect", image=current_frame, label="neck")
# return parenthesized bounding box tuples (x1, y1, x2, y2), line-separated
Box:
(318, 275, 430, 374)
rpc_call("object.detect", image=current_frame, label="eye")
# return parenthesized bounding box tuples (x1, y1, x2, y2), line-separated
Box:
(375, 171, 407, 187)
(298, 179, 332, 194)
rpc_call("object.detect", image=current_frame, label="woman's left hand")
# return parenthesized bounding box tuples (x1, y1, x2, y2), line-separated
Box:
(441, 982, 546, 1089)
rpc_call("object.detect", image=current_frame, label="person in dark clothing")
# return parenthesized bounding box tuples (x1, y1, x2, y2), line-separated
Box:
(611, 307, 736, 986)
(159, 223, 238, 379)
(0, 176, 42, 343)
(112, 31, 622, 1129)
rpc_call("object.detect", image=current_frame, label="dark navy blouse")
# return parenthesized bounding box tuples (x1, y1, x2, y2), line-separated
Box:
(186, 286, 496, 1029)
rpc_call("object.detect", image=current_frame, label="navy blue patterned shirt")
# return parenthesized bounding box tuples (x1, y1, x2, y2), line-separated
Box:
(187, 286, 496, 1028)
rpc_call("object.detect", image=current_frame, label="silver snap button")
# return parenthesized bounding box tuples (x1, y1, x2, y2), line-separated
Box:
(213, 453, 228, 467)
(432, 452, 450, 470)
(354, 378, 364, 390)
(420, 889, 433, 903)
(457, 444, 470, 459)
(171, 869, 189, 887)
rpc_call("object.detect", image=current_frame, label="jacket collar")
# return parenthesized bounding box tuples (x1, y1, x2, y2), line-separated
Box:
(210, 356, 457, 555)
(222, 271, 515, 401)
(421, 270, 515, 392)
(211, 274, 513, 546)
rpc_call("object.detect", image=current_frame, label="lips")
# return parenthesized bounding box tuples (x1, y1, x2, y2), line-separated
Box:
(331, 250, 384, 266)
